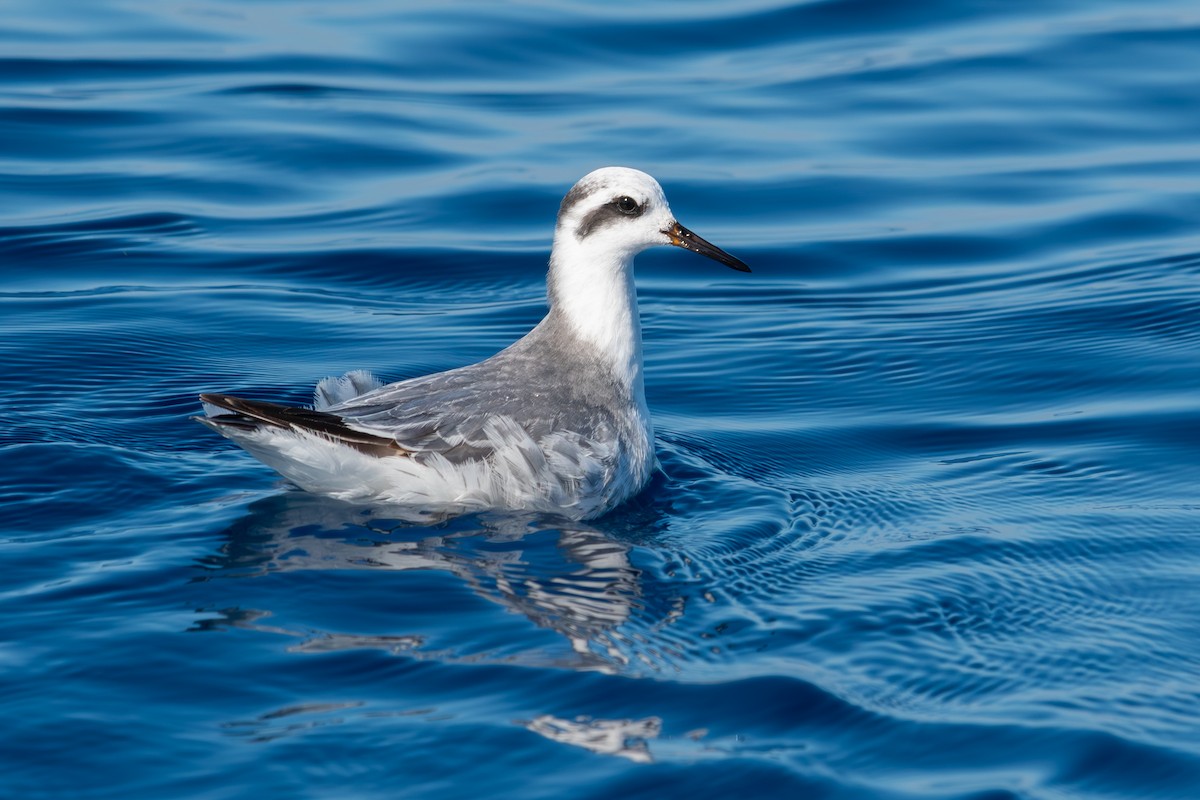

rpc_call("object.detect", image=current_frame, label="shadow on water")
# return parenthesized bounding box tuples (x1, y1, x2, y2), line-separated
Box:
(190, 483, 684, 673)
(186, 433, 807, 679)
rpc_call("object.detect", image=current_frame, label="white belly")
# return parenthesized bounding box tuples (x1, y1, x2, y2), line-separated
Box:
(219, 411, 654, 521)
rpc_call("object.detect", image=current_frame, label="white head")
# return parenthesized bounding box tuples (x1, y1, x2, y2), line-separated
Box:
(544, 167, 749, 390)
(550, 167, 749, 291)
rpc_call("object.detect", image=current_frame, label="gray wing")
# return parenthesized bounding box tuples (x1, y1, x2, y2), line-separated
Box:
(329, 363, 535, 461)
(330, 340, 628, 465)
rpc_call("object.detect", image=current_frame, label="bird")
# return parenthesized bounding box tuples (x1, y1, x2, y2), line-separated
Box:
(199, 167, 749, 520)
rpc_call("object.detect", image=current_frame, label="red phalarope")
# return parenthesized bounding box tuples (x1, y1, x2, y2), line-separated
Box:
(200, 167, 750, 520)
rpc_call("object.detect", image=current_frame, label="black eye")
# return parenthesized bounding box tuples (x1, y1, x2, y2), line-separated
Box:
(615, 196, 640, 215)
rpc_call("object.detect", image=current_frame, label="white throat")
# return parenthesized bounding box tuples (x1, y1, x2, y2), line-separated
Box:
(546, 232, 645, 396)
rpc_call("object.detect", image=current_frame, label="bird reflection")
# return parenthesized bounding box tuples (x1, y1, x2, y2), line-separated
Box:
(194, 490, 675, 671)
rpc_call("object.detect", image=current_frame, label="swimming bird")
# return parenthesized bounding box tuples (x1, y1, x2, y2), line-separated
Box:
(199, 167, 749, 520)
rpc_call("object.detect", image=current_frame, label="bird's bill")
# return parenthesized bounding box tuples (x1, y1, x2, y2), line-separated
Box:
(664, 221, 751, 273)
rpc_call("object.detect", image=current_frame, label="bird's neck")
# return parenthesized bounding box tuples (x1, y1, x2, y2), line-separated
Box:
(546, 240, 645, 397)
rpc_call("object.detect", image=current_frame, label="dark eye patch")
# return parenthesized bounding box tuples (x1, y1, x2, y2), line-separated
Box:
(575, 196, 645, 238)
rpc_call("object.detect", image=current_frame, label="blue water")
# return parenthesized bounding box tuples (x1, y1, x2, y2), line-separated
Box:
(3, 1, 1200, 797)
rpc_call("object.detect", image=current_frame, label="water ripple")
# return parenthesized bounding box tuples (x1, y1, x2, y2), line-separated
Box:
(3, 0, 1200, 797)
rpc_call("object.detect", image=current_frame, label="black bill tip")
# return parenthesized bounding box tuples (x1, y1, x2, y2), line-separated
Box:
(665, 221, 751, 273)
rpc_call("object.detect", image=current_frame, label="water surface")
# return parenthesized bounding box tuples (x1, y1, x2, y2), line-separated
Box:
(3, 1, 1200, 797)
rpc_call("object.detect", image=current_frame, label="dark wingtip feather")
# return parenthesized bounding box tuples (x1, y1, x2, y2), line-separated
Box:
(197, 392, 408, 457)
